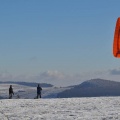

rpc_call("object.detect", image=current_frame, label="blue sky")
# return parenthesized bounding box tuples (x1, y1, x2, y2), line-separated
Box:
(0, 0, 120, 86)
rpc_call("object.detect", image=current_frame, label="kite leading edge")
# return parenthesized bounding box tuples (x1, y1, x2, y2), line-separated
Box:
(113, 17, 120, 58)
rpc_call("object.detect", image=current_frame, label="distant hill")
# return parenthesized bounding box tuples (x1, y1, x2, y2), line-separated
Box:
(0, 81, 53, 87)
(57, 79, 120, 98)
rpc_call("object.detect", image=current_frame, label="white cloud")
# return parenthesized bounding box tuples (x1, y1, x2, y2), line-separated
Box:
(0, 70, 108, 86)
(0, 71, 13, 81)
(109, 68, 120, 75)
(30, 71, 76, 86)
(1, 69, 120, 87)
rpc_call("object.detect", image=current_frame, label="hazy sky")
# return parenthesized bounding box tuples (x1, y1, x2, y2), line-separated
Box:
(0, 0, 120, 86)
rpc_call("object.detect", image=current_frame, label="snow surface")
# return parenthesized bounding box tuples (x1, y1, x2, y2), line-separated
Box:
(0, 97, 120, 120)
(0, 84, 120, 120)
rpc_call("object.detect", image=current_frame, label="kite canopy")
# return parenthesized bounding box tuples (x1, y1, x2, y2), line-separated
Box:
(113, 17, 120, 58)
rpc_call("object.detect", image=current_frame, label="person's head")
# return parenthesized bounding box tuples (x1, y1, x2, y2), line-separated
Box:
(10, 85, 12, 88)
(38, 84, 39, 87)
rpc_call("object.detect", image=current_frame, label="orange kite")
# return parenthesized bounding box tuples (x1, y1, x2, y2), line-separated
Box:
(113, 17, 120, 58)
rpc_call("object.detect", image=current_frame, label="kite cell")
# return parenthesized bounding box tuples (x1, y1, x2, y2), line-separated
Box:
(113, 17, 120, 58)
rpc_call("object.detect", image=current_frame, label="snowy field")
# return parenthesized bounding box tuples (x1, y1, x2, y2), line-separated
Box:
(0, 97, 120, 120)
(0, 84, 120, 120)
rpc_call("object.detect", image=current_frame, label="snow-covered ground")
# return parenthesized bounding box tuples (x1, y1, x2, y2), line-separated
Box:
(0, 84, 120, 120)
(0, 97, 120, 120)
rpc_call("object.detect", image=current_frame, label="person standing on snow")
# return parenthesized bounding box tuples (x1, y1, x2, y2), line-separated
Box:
(37, 84, 42, 98)
(9, 85, 14, 99)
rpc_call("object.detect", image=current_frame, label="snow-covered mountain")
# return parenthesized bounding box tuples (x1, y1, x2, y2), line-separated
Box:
(57, 79, 120, 98)
(0, 97, 120, 119)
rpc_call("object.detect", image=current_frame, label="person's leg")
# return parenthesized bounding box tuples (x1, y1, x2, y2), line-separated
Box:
(9, 94, 12, 99)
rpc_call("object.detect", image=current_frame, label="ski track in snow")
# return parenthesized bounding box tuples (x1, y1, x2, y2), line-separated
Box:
(0, 97, 120, 120)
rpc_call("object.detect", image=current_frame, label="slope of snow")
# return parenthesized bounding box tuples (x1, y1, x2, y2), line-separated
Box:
(0, 97, 120, 120)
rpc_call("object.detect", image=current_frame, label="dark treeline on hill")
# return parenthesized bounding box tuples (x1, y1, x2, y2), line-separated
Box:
(0, 81, 53, 87)
(57, 79, 120, 98)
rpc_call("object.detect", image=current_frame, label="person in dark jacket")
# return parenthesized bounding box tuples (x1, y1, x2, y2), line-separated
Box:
(9, 85, 14, 99)
(37, 84, 42, 98)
